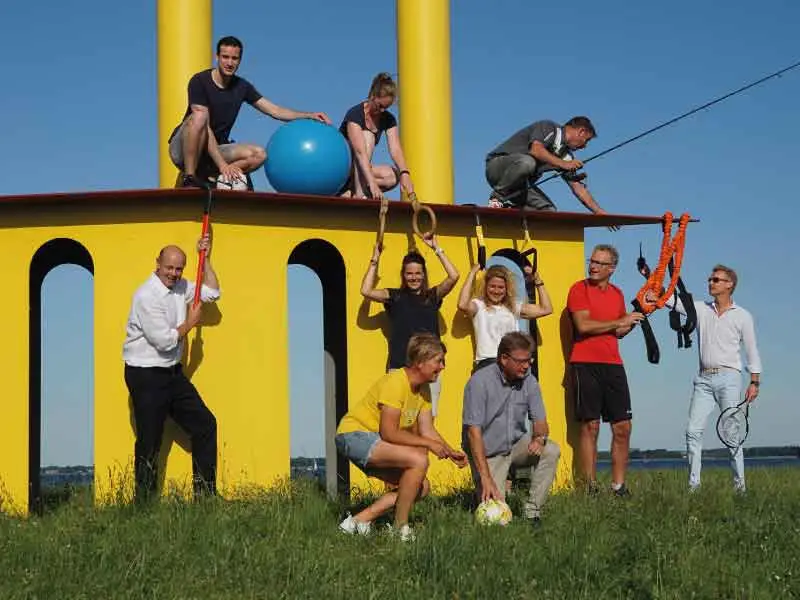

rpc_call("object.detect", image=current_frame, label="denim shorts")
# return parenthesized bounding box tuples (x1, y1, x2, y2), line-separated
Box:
(335, 431, 381, 470)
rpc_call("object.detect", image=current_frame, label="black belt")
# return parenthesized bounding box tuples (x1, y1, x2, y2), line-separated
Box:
(127, 363, 182, 374)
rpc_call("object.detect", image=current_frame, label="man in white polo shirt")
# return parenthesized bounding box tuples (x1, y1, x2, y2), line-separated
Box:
(665, 264, 761, 492)
(122, 235, 221, 502)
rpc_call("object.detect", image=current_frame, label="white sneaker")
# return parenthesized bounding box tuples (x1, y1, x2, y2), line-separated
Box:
(339, 513, 371, 536)
(487, 196, 504, 209)
(399, 524, 416, 542)
(386, 523, 416, 542)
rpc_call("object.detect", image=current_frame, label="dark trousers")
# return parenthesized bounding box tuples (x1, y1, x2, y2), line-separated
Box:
(472, 357, 496, 374)
(124, 364, 218, 502)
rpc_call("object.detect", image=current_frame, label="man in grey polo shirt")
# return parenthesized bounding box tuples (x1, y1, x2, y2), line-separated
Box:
(462, 332, 560, 525)
(485, 116, 609, 215)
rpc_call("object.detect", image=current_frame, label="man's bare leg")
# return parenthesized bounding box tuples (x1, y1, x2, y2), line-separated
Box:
(219, 144, 266, 175)
(610, 419, 632, 489)
(181, 112, 208, 177)
(579, 420, 600, 487)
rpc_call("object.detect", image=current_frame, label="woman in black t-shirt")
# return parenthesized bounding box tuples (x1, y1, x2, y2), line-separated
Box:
(338, 73, 415, 201)
(360, 235, 460, 414)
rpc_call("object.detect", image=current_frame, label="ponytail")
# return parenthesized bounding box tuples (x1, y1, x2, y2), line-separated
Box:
(368, 72, 397, 99)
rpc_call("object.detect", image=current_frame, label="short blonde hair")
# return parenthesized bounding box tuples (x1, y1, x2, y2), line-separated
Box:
(406, 333, 445, 367)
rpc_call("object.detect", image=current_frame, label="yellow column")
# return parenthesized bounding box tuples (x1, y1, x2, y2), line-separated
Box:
(397, 0, 454, 205)
(157, 0, 213, 188)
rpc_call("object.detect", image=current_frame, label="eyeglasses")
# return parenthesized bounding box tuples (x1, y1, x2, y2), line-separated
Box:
(708, 277, 731, 284)
(503, 353, 532, 366)
(588, 259, 614, 268)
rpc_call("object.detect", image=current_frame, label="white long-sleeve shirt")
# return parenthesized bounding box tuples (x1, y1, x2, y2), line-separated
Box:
(123, 273, 221, 368)
(671, 297, 762, 374)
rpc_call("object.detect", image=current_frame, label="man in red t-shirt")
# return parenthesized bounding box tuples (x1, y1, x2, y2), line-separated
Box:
(567, 244, 643, 496)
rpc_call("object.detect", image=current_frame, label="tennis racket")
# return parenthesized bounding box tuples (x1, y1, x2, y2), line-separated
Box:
(716, 399, 750, 451)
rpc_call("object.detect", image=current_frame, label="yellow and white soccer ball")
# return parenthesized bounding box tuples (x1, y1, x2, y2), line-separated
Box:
(475, 499, 513, 526)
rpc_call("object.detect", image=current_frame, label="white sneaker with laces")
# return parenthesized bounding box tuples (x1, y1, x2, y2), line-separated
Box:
(339, 514, 371, 536)
(487, 196, 504, 209)
(386, 523, 416, 542)
(399, 524, 416, 542)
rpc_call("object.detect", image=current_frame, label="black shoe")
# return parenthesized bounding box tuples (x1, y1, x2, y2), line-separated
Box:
(586, 481, 601, 496)
(181, 174, 209, 189)
(613, 483, 631, 498)
(529, 516, 542, 529)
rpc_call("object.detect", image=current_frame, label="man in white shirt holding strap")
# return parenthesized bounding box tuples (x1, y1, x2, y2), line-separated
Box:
(122, 235, 221, 502)
(665, 264, 762, 492)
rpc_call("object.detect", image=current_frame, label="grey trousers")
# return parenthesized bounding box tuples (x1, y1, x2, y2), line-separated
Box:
(469, 432, 561, 519)
(485, 154, 557, 211)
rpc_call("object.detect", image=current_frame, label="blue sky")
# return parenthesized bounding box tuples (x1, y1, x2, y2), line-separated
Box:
(4, 1, 798, 465)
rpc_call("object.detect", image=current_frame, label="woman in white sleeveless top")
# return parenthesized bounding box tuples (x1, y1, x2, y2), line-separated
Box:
(457, 264, 553, 373)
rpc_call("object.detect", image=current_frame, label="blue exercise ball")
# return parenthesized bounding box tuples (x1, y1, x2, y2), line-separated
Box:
(264, 119, 352, 195)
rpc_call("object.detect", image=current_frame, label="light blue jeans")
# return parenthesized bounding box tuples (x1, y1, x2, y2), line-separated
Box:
(686, 369, 745, 491)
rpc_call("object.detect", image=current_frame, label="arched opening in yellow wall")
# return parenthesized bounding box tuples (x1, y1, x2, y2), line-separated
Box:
(287, 264, 326, 485)
(287, 240, 349, 497)
(491, 248, 540, 379)
(29, 239, 94, 513)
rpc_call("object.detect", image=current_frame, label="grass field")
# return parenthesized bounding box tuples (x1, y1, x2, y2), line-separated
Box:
(1, 468, 798, 599)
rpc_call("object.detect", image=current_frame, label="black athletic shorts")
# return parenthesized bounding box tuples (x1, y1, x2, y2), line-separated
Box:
(572, 362, 632, 423)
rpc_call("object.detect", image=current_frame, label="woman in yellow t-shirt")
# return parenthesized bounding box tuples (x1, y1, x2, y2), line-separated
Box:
(335, 333, 467, 541)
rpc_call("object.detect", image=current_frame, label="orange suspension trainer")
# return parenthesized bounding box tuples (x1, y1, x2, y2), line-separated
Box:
(634, 212, 691, 313)
(632, 212, 694, 364)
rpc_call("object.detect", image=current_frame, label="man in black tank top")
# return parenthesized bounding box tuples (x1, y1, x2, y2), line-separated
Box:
(168, 36, 331, 189)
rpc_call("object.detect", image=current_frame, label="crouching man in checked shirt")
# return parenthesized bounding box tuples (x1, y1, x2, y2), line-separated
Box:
(462, 332, 561, 526)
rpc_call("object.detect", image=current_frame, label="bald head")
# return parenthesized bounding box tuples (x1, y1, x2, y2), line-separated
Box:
(155, 245, 187, 289)
(158, 245, 186, 264)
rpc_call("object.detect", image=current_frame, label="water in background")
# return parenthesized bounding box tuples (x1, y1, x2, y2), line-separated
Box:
(40, 456, 799, 488)
(598, 456, 799, 471)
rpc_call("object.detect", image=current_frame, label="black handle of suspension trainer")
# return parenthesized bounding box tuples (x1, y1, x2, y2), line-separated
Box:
(465, 204, 487, 269)
(523, 246, 538, 274)
(632, 298, 660, 365)
(637, 243, 651, 279)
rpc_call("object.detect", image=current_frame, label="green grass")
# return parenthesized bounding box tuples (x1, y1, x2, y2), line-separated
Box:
(1, 468, 799, 599)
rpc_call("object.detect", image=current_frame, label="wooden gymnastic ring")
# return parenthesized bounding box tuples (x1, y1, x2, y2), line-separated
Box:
(412, 204, 437, 239)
